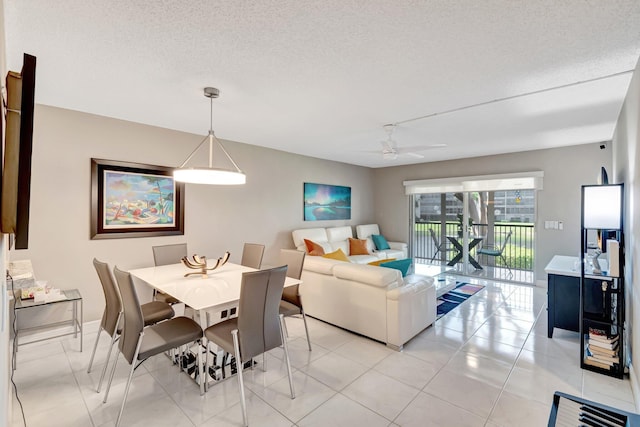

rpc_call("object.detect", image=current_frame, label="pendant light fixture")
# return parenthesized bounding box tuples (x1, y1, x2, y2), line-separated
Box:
(173, 87, 246, 185)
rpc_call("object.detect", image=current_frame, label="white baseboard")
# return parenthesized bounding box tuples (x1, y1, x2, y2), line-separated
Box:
(629, 363, 640, 411)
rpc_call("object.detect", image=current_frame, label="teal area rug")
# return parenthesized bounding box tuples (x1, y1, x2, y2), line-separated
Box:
(436, 280, 485, 320)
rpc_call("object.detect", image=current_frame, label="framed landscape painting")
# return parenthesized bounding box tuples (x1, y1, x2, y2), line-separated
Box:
(304, 182, 351, 221)
(90, 159, 184, 239)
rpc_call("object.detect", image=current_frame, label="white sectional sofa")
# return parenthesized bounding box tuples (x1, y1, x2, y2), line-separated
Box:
(291, 225, 407, 263)
(298, 255, 436, 350)
(356, 223, 409, 259)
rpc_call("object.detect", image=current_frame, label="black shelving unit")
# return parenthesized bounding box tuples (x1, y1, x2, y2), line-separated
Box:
(580, 183, 625, 379)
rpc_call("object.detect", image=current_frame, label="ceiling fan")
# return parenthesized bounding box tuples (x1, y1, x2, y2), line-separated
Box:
(378, 124, 446, 160)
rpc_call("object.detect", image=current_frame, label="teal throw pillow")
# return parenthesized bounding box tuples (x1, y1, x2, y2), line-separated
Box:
(379, 258, 412, 277)
(372, 234, 390, 250)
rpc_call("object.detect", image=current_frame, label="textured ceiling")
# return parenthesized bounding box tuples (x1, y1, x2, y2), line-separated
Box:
(4, 1, 640, 168)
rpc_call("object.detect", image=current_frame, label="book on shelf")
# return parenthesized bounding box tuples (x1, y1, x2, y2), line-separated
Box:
(586, 347, 618, 365)
(588, 327, 607, 337)
(589, 334, 619, 344)
(588, 338, 619, 350)
(589, 325, 618, 339)
(587, 327, 618, 341)
(588, 328, 618, 340)
(588, 344, 618, 357)
(584, 358, 613, 370)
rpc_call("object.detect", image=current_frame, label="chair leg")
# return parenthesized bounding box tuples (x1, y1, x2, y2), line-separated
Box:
(301, 310, 312, 351)
(96, 331, 118, 393)
(282, 316, 289, 337)
(279, 314, 295, 399)
(86, 326, 103, 373)
(430, 248, 440, 262)
(501, 255, 513, 274)
(115, 340, 142, 427)
(231, 330, 248, 427)
(103, 348, 119, 404)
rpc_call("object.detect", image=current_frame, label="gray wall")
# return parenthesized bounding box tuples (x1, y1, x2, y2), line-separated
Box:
(611, 57, 640, 403)
(10, 105, 375, 322)
(372, 144, 612, 281)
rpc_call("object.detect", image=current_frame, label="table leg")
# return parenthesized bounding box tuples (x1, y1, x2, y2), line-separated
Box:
(468, 255, 483, 270)
(73, 300, 78, 339)
(447, 253, 462, 266)
(467, 238, 483, 270)
(80, 299, 84, 352)
(197, 309, 208, 396)
(446, 237, 464, 266)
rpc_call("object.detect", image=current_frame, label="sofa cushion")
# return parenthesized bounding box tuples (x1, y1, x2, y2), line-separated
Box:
(355, 224, 380, 239)
(322, 248, 350, 262)
(303, 256, 341, 274)
(374, 249, 406, 260)
(304, 239, 326, 256)
(333, 263, 401, 288)
(379, 258, 413, 277)
(349, 237, 369, 255)
(326, 226, 353, 243)
(330, 240, 350, 255)
(372, 234, 391, 250)
(348, 254, 380, 264)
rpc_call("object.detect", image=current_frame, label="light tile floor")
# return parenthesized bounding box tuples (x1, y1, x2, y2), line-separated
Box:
(10, 276, 637, 426)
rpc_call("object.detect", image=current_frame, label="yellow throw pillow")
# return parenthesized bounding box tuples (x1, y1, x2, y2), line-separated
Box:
(322, 248, 351, 262)
(304, 239, 325, 256)
(368, 258, 396, 266)
(348, 237, 369, 255)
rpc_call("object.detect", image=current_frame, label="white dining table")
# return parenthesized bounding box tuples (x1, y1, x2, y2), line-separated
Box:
(128, 261, 301, 393)
(129, 261, 301, 328)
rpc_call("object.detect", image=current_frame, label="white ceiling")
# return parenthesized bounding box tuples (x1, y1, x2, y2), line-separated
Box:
(4, 1, 640, 168)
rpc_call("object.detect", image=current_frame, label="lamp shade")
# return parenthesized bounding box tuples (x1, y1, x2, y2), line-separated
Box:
(173, 167, 246, 185)
(582, 184, 622, 229)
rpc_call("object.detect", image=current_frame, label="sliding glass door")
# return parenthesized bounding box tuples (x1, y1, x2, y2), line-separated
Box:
(413, 189, 536, 283)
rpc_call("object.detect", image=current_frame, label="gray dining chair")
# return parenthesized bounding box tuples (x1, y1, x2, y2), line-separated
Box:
(477, 230, 513, 273)
(279, 249, 311, 351)
(240, 243, 265, 269)
(87, 258, 175, 393)
(204, 266, 295, 427)
(152, 243, 188, 304)
(105, 266, 203, 427)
